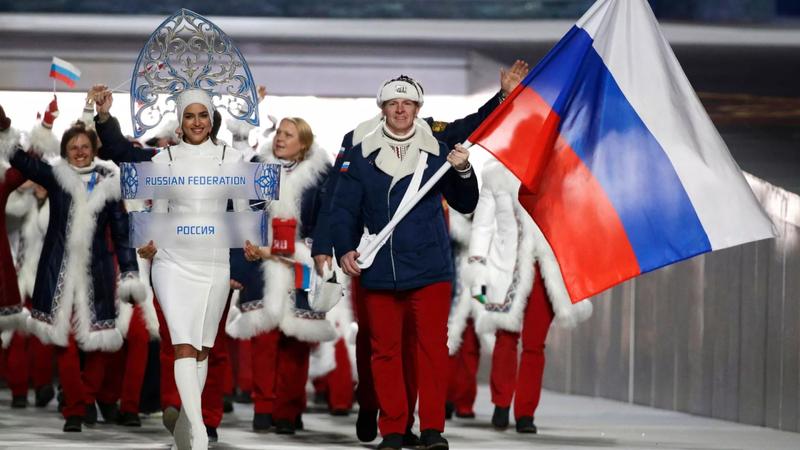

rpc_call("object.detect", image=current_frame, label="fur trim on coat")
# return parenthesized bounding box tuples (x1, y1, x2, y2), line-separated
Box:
(27, 124, 59, 158)
(116, 257, 159, 341)
(308, 340, 336, 379)
(227, 137, 334, 341)
(18, 200, 48, 299)
(472, 159, 592, 335)
(0, 127, 21, 182)
(27, 159, 126, 351)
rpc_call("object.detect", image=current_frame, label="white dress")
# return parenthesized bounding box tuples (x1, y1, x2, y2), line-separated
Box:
(150, 139, 244, 349)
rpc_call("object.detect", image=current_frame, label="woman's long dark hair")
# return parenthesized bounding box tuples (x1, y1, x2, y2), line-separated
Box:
(210, 110, 221, 144)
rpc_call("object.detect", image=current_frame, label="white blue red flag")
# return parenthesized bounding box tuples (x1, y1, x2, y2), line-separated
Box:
(49, 57, 81, 87)
(468, 0, 777, 302)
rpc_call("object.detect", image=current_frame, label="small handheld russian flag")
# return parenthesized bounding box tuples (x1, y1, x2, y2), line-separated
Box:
(49, 57, 81, 88)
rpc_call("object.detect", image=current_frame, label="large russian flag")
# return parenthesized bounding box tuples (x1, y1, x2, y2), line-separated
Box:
(49, 57, 81, 88)
(468, 0, 777, 302)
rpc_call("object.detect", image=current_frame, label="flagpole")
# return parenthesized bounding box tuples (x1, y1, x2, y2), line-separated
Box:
(110, 78, 131, 93)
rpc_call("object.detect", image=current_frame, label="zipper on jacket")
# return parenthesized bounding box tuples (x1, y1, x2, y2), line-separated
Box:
(387, 187, 397, 284)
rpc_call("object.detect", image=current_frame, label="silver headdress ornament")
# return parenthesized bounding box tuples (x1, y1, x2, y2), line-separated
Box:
(130, 9, 260, 138)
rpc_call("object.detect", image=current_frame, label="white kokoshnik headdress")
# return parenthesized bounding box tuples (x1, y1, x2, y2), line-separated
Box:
(130, 8, 260, 137)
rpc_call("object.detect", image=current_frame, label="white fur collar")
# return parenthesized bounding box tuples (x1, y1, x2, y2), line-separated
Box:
(360, 123, 440, 184)
(257, 137, 330, 221)
(361, 122, 440, 158)
(52, 158, 121, 211)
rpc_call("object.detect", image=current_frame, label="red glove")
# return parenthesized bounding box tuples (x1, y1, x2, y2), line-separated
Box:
(271, 217, 297, 255)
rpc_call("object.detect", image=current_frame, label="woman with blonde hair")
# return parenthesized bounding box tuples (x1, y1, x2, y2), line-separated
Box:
(231, 116, 334, 434)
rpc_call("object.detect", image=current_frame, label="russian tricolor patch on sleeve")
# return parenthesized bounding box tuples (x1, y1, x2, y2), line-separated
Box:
(340, 161, 350, 172)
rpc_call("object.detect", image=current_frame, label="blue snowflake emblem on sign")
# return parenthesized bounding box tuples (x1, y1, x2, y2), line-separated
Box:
(120, 163, 139, 199)
(253, 163, 280, 201)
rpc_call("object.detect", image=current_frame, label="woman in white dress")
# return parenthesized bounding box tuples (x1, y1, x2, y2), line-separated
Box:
(137, 89, 244, 450)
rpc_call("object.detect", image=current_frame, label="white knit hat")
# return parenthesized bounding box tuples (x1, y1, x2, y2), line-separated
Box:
(376, 75, 424, 107)
(175, 88, 216, 120)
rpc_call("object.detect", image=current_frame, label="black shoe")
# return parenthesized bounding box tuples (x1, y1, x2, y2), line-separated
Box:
(117, 411, 141, 427)
(491, 406, 510, 430)
(455, 410, 475, 419)
(377, 433, 403, 450)
(84, 403, 97, 425)
(330, 408, 350, 416)
(223, 395, 234, 413)
(402, 429, 422, 448)
(63, 416, 82, 432)
(294, 414, 304, 430)
(206, 425, 218, 442)
(420, 429, 448, 450)
(274, 419, 295, 435)
(234, 389, 252, 404)
(444, 401, 454, 420)
(35, 385, 55, 407)
(252, 413, 273, 432)
(97, 401, 119, 423)
(515, 416, 538, 434)
(11, 395, 27, 408)
(356, 408, 378, 442)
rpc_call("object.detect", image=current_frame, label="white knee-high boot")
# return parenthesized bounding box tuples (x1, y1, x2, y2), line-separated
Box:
(174, 357, 208, 450)
(197, 358, 208, 391)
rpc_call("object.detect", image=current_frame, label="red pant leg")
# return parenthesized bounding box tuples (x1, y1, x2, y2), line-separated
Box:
(155, 298, 180, 410)
(57, 335, 86, 418)
(365, 288, 407, 436)
(312, 376, 328, 400)
(452, 320, 480, 415)
(119, 306, 149, 414)
(353, 279, 379, 412)
(408, 282, 451, 433)
(236, 338, 253, 393)
(202, 300, 230, 428)
(273, 334, 310, 422)
(402, 304, 418, 430)
(6, 331, 29, 396)
(326, 337, 354, 411)
(82, 351, 109, 406)
(490, 330, 520, 407)
(29, 335, 54, 389)
(251, 329, 280, 414)
(96, 348, 124, 405)
(223, 338, 234, 397)
(513, 267, 554, 420)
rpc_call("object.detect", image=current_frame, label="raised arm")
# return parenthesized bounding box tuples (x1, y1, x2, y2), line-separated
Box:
(91, 86, 158, 163)
(427, 60, 529, 149)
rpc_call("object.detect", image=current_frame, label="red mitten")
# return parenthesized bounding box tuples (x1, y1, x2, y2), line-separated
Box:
(271, 217, 297, 255)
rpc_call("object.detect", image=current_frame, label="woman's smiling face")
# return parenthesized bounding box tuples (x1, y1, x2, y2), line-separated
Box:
(181, 103, 212, 144)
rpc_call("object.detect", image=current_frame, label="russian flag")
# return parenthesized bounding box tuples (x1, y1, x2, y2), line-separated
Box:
(49, 57, 81, 88)
(468, 0, 776, 302)
(294, 263, 312, 291)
